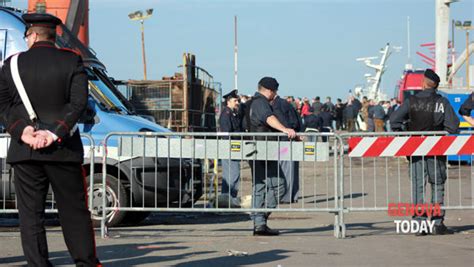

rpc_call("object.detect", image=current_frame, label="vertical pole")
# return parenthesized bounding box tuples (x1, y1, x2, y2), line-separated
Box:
(141, 20, 147, 80)
(407, 16, 411, 66)
(451, 20, 455, 87)
(467, 30, 470, 90)
(435, 0, 455, 87)
(183, 54, 188, 131)
(234, 15, 238, 90)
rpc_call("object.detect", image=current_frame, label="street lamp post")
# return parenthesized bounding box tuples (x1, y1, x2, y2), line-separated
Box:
(129, 9, 154, 80)
(455, 20, 473, 90)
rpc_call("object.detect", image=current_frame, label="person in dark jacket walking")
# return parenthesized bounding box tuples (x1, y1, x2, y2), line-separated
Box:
(0, 13, 100, 266)
(311, 96, 322, 116)
(373, 101, 386, 132)
(390, 69, 459, 235)
(335, 98, 345, 130)
(344, 99, 356, 132)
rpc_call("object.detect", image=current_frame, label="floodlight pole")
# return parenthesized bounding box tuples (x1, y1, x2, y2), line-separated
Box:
(141, 19, 147, 80)
(456, 21, 473, 90)
(129, 9, 153, 80)
(234, 15, 238, 90)
(466, 29, 470, 90)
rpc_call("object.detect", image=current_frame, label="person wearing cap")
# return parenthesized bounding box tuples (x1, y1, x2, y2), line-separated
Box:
(458, 93, 474, 126)
(0, 13, 100, 265)
(244, 76, 296, 236)
(219, 89, 242, 206)
(390, 69, 459, 235)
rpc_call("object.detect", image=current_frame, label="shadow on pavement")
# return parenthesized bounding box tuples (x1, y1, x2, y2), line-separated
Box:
(133, 212, 250, 226)
(0, 241, 214, 266)
(174, 249, 292, 267)
(307, 192, 367, 204)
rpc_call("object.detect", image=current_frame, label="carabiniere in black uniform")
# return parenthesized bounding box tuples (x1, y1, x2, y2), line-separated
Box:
(0, 13, 100, 266)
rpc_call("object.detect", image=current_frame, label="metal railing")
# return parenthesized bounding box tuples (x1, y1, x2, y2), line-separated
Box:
(339, 131, 473, 211)
(0, 133, 95, 214)
(339, 131, 474, 237)
(2, 130, 472, 240)
(99, 132, 345, 238)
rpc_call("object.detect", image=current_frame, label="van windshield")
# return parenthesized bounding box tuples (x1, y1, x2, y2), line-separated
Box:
(87, 68, 131, 114)
(56, 25, 135, 115)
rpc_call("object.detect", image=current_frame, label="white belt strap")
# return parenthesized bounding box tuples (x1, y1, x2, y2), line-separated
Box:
(10, 53, 77, 137)
(11, 54, 37, 122)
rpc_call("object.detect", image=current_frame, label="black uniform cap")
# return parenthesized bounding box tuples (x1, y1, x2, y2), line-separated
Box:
(424, 69, 440, 85)
(223, 89, 239, 101)
(258, 77, 279, 91)
(22, 13, 62, 29)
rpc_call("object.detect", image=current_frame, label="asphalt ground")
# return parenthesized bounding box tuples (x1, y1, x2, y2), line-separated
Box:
(1, 154, 473, 266)
(0, 210, 473, 266)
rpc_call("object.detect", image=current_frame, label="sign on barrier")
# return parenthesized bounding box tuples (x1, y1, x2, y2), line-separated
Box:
(117, 137, 331, 162)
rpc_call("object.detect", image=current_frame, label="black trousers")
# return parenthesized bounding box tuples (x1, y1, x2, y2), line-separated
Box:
(13, 161, 100, 267)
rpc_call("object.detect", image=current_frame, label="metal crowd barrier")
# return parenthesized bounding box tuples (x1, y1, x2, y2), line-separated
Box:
(4, 130, 471, 240)
(340, 131, 474, 236)
(0, 133, 95, 214)
(100, 132, 345, 238)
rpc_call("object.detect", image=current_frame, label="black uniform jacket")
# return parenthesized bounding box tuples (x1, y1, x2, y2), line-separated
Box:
(0, 41, 88, 163)
(390, 88, 459, 134)
(219, 106, 242, 133)
(459, 93, 474, 117)
(271, 96, 302, 131)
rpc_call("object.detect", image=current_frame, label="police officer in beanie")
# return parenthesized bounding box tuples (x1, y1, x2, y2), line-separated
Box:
(219, 89, 242, 206)
(246, 77, 296, 236)
(390, 69, 459, 235)
(459, 92, 474, 126)
(0, 13, 100, 265)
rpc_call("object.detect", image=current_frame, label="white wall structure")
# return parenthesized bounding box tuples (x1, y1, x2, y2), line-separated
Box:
(435, 0, 458, 87)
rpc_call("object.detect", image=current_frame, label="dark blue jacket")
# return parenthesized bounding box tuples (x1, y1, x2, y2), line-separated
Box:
(459, 93, 474, 117)
(390, 88, 459, 133)
(219, 106, 242, 132)
(271, 96, 302, 131)
(320, 111, 333, 128)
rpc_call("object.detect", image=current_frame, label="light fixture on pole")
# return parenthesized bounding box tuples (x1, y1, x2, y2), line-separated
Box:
(129, 8, 154, 80)
(455, 20, 473, 90)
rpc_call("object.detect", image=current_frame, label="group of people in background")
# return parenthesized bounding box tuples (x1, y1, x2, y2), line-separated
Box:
(218, 69, 472, 237)
(230, 93, 403, 135)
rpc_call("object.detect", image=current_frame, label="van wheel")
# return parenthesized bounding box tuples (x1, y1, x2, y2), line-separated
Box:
(85, 173, 128, 227)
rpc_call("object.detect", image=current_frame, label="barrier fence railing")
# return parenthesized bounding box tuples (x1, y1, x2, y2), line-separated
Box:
(2, 130, 472, 240)
(340, 131, 474, 235)
(0, 133, 95, 214)
(100, 132, 345, 238)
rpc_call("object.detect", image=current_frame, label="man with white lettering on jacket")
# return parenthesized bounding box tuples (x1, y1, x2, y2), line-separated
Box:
(390, 69, 459, 235)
